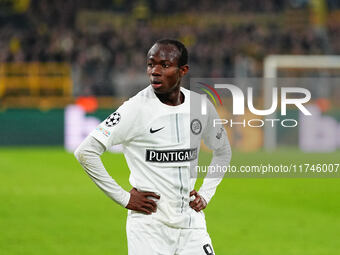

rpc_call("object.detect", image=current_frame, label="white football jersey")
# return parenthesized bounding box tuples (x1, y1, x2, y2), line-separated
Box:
(90, 85, 228, 228)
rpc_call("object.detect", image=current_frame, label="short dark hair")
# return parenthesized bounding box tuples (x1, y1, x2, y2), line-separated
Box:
(155, 39, 188, 66)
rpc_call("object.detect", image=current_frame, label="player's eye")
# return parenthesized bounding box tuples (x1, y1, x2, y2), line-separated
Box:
(162, 63, 169, 68)
(147, 63, 153, 67)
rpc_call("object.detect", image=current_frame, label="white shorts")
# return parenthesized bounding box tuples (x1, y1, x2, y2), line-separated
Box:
(126, 216, 215, 255)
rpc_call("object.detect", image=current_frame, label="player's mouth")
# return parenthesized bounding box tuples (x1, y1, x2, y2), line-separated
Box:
(151, 80, 163, 89)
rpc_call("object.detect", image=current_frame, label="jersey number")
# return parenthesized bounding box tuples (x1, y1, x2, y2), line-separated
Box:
(203, 244, 214, 255)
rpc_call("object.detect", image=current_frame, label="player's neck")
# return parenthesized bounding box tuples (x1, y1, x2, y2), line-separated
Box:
(156, 88, 184, 106)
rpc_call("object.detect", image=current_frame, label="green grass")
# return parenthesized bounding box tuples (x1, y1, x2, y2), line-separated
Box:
(0, 147, 340, 255)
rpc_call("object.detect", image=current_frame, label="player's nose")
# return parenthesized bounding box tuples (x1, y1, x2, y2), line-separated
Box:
(151, 65, 161, 76)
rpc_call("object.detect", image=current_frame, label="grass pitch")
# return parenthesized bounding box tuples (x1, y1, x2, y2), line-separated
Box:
(0, 147, 339, 255)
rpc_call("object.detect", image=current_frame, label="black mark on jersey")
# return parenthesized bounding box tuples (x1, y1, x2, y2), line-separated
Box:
(203, 244, 214, 255)
(216, 127, 224, 139)
(150, 127, 165, 134)
(191, 119, 202, 135)
(105, 112, 121, 127)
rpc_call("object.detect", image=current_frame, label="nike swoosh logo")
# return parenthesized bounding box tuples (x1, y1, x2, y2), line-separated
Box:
(150, 127, 165, 133)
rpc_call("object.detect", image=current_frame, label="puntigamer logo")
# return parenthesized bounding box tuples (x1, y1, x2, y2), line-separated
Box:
(146, 148, 198, 163)
(199, 83, 312, 128)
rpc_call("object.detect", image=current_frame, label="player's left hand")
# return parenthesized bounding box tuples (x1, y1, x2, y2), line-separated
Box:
(189, 190, 207, 212)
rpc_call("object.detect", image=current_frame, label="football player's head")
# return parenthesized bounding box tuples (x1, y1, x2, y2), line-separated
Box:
(147, 39, 189, 95)
(155, 39, 188, 67)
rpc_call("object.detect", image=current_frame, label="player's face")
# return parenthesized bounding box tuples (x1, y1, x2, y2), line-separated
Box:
(147, 44, 188, 94)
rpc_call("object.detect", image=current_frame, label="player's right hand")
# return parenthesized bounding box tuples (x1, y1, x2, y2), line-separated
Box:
(125, 187, 160, 214)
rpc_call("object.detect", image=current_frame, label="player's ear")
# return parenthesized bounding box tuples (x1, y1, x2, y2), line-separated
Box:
(179, 65, 189, 76)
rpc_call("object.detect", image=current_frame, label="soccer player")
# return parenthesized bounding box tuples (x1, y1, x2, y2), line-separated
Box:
(74, 39, 231, 255)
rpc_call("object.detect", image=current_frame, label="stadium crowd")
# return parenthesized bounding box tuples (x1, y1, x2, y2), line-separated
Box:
(1, 0, 340, 95)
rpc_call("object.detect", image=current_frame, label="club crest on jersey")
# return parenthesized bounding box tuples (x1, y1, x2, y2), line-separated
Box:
(191, 119, 202, 135)
(105, 112, 121, 127)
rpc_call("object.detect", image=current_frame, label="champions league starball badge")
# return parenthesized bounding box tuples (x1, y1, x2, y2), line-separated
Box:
(191, 119, 202, 135)
(105, 112, 121, 127)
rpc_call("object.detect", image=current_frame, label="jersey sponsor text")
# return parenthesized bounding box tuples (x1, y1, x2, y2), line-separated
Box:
(146, 148, 197, 162)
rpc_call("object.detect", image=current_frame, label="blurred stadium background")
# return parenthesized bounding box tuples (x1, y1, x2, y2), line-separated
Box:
(0, 0, 340, 254)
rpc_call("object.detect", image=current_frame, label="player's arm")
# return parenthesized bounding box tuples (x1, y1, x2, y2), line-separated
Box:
(190, 101, 232, 212)
(190, 141, 231, 212)
(74, 135, 160, 214)
(74, 98, 159, 214)
(74, 135, 130, 207)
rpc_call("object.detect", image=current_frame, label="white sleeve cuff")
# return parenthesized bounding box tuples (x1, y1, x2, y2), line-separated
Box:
(120, 190, 131, 208)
